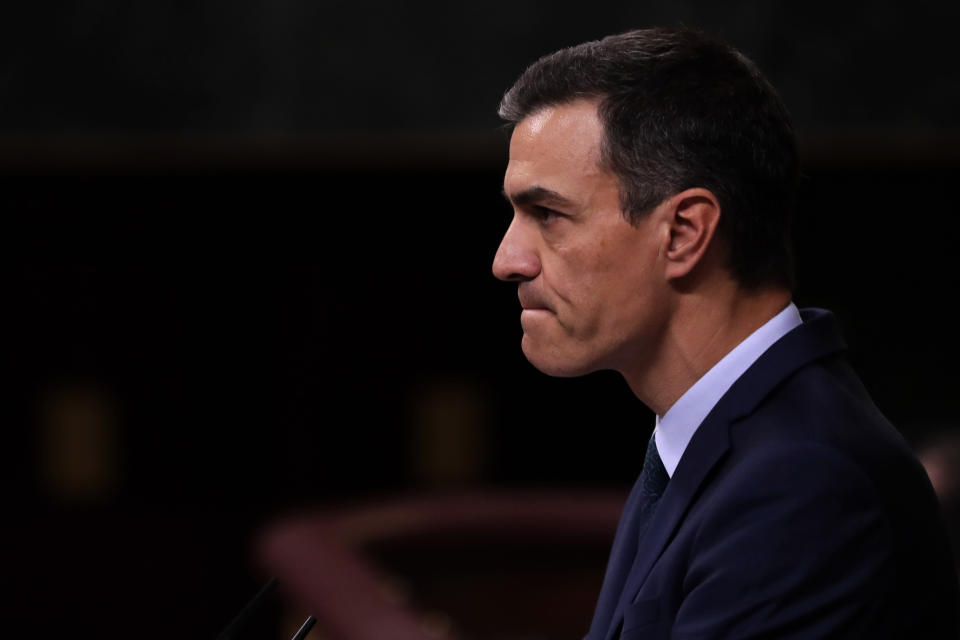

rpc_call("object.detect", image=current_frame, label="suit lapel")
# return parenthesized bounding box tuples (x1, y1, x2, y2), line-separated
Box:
(604, 410, 731, 640)
(603, 309, 846, 640)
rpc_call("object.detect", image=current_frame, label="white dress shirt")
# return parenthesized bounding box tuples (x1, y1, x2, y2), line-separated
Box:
(654, 303, 803, 477)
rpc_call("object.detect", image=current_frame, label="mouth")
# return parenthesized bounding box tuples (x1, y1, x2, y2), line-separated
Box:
(518, 288, 551, 312)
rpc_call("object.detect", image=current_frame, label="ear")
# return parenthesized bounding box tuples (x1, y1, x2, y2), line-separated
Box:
(663, 188, 722, 281)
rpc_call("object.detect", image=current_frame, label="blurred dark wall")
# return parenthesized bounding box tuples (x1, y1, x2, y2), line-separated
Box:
(2, 1, 959, 134)
(3, 2, 959, 638)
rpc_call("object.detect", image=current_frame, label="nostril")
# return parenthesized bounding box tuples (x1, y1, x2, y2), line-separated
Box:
(493, 251, 536, 283)
(493, 222, 540, 282)
(506, 271, 532, 282)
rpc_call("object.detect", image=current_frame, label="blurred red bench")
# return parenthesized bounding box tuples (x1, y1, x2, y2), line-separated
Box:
(256, 490, 626, 640)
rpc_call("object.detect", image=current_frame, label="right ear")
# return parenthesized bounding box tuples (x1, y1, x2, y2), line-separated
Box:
(660, 188, 723, 283)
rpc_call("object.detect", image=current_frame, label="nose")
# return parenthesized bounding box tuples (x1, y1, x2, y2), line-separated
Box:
(492, 216, 540, 282)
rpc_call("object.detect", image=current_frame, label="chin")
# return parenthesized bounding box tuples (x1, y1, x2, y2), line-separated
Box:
(521, 335, 598, 378)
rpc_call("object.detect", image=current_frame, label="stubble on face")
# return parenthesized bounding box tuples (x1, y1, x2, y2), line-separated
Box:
(498, 100, 669, 378)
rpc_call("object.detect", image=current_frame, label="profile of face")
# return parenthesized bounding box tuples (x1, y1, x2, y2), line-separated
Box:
(492, 100, 672, 378)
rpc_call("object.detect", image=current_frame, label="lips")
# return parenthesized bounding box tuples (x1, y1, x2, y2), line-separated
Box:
(518, 286, 552, 311)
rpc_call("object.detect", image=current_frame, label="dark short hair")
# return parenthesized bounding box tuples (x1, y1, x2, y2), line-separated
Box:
(499, 27, 798, 291)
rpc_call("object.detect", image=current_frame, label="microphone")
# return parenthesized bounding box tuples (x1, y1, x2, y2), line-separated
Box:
(215, 577, 316, 640)
(290, 616, 316, 640)
(215, 578, 278, 640)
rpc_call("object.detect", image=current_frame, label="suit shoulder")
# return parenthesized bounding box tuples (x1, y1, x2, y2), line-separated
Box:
(702, 439, 886, 524)
(736, 357, 923, 482)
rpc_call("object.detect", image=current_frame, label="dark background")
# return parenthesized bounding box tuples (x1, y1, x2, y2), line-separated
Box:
(3, 1, 960, 638)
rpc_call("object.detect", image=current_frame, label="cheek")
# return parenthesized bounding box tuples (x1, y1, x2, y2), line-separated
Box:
(543, 227, 653, 317)
(579, 252, 658, 328)
(541, 251, 596, 314)
(547, 269, 621, 338)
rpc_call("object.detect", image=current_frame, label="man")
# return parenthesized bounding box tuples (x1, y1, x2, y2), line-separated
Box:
(492, 28, 957, 639)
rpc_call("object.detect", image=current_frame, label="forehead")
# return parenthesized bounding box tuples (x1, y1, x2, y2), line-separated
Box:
(504, 100, 608, 197)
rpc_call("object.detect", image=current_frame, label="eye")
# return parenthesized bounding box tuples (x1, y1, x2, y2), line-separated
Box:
(531, 205, 561, 222)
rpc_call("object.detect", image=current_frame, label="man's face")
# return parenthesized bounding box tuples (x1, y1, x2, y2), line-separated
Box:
(493, 100, 670, 377)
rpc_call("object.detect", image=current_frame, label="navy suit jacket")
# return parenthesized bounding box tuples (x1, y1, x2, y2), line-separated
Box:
(587, 309, 958, 639)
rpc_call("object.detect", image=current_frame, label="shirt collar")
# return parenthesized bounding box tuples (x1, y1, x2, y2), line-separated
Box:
(654, 302, 803, 477)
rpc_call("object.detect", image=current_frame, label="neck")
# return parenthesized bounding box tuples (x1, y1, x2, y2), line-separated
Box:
(621, 285, 792, 417)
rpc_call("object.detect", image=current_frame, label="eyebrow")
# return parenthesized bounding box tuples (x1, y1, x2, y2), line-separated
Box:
(502, 185, 576, 210)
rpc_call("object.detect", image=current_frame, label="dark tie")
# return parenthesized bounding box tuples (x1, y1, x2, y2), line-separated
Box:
(633, 433, 670, 540)
(587, 433, 670, 639)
